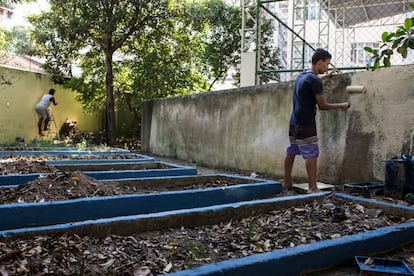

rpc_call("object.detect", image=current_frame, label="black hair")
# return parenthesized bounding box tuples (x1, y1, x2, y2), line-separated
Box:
(311, 48, 332, 64)
(49, 88, 56, 95)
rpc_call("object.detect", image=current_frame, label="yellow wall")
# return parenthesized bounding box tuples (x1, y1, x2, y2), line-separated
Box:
(0, 66, 103, 143)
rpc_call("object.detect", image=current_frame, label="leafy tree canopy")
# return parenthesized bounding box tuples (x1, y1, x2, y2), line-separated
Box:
(30, 0, 171, 144)
(29, 0, 281, 138)
(0, 26, 36, 55)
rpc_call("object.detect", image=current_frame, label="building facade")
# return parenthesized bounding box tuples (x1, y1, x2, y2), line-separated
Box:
(240, 0, 414, 83)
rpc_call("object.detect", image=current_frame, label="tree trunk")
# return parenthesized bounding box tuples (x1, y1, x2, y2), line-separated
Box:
(105, 52, 116, 145)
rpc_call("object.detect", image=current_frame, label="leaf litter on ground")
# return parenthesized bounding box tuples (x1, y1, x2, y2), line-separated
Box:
(0, 194, 413, 275)
(1, 154, 414, 275)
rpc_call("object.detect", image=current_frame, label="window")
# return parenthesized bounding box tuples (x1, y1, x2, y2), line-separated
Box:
(307, 0, 320, 20)
(292, 43, 321, 64)
(351, 43, 379, 65)
(294, 0, 307, 21)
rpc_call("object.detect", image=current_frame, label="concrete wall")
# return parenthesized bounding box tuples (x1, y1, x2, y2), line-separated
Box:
(142, 65, 414, 184)
(0, 66, 103, 143)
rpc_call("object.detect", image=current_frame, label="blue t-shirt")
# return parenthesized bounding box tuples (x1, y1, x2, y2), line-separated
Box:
(289, 71, 323, 126)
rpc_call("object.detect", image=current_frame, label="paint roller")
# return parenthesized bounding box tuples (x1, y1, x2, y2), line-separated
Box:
(346, 85, 366, 94)
(344, 85, 365, 110)
(327, 62, 366, 95)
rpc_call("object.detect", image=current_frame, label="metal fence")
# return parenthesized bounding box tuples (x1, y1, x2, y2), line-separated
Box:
(242, 0, 414, 83)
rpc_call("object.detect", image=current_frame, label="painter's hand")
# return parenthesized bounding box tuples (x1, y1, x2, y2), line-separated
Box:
(340, 102, 350, 111)
(327, 69, 340, 77)
(320, 69, 340, 80)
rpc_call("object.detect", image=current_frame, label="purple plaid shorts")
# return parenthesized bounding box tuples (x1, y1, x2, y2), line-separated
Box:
(286, 125, 319, 159)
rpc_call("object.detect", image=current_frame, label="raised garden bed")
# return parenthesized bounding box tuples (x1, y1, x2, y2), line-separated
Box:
(0, 154, 154, 169)
(0, 172, 281, 236)
(1, 151, 413, 275)
(53, 161, 177, 172)
(0, 172, 276, 204)
(0, 161, 197, 187)
(0, 193, 413, 275)
(0, 148, 130, 157)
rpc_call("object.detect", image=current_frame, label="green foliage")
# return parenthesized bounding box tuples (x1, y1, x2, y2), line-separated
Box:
(364, 3, 414, 70)
(0, 30, 8, 50)
(187, 0, 241, 90)
(187, 0, 280, 88)
(31, 0, 169, 82)
(123, 1, 208, 96)
(29, 10, 80, 82)
(257, 19, 281, 84)
(0, 26, 37, 56)
(0, 0, 34, 8)
(57, 0, 208, 135)
(30, 0, 171, 143)
(63, 47, 107, 112)
(29, 0, 280, 138)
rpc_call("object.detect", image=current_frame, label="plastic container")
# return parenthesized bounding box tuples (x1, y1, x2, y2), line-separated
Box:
(355, 256, 414, 276)
(384, 157, 414, 200)
(343, 182, 384, 197)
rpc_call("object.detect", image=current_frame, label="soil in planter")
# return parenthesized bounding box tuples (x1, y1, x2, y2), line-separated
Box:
(0, 195, 412, 275)
(0, 159, 57, 175)
(53, 162, 172, 172)
(0, 155, 148, 175)
(0, 171, 255, 204)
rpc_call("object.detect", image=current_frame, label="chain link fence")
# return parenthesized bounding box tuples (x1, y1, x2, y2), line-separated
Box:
(250, 0, 414, 82)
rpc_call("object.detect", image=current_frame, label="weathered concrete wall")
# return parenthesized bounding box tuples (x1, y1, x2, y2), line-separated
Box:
(333, 65, 414, 183)
(142, 65, 414, 183)
(0, 66, 103, 143)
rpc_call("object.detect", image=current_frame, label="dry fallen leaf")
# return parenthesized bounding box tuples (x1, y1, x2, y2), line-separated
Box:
(133, 266, 153, 276)
(314, 232, 323, 240)
(27, 245, 42, 255)
(355, 204, 365, 213)
(0, 267, 9, 276)
(99, 258, 114, 269)
(0, 156, 413, 274)
(163, 262, 173, 273)
(330, 233, 341, 239)
(364, 257, 374, 266)
(168, 241, 179, 247)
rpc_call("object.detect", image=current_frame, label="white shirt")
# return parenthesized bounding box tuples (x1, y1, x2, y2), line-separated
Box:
(36, 94, 54, 108)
